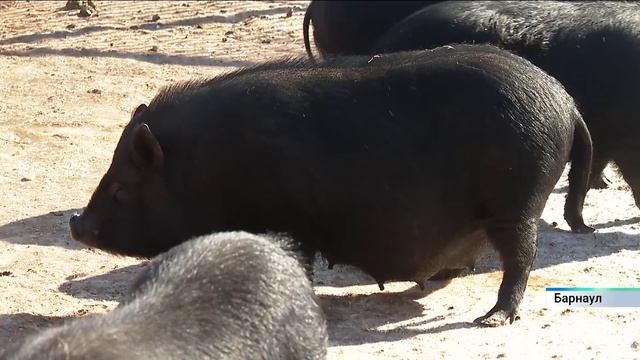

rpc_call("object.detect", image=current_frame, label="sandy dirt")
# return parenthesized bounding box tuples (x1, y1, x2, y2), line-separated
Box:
(0, 1, 639, 359)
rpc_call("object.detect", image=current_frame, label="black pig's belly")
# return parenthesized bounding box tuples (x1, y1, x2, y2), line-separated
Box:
(323, 228, 493, 283)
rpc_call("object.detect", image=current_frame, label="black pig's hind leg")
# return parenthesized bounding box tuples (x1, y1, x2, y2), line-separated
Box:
(474, 218, 537, 327)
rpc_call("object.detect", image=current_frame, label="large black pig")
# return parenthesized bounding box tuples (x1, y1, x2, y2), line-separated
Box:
(70, 45, 593, 325)
(2, 232, 327, 360)
(303, 1, 439, 61)
(372, 1, 640, 220)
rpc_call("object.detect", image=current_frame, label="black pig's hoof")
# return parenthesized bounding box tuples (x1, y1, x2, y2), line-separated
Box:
(565, 216, 596, 234)
(570, 223, 595, 234)
(473, 309, 517, 327)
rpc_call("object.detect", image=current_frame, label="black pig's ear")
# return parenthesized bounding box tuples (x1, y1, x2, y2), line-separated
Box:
(131, 104, 148, 123)
(131, 123, 164, 169)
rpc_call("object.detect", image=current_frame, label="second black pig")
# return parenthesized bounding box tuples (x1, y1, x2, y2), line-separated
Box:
(373, 1, 640, 218)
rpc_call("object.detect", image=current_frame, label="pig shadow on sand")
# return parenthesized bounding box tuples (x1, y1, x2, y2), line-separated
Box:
(58, 263, 147, 303)
(0, 6, 296, 48)
(0, 48, 259, 68)
(318, 282, 476, 346)
(0, 6, 298, 67)
(0, 208, 84, 250)
(590, 217, 640, 229)
(531, 221, 640, 270)
(0, 313, 77, 345)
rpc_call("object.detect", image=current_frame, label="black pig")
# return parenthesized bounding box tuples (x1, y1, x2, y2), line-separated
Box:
(303, 1, 439, 61)
(373, 1, 640, 218)
(70, 45, 593, 325)
(1, 232, 327, 360)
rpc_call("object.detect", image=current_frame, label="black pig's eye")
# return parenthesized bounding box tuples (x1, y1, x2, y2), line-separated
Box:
(110, 183, 130, 205)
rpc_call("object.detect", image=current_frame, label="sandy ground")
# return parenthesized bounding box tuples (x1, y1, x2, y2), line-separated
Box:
(0, 1, 639, 359)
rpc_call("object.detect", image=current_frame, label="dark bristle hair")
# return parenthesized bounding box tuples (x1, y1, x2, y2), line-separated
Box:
(147, 57, 312, 112)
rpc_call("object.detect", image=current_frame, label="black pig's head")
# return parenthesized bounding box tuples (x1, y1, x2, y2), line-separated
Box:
(70, 104, 185, 257)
